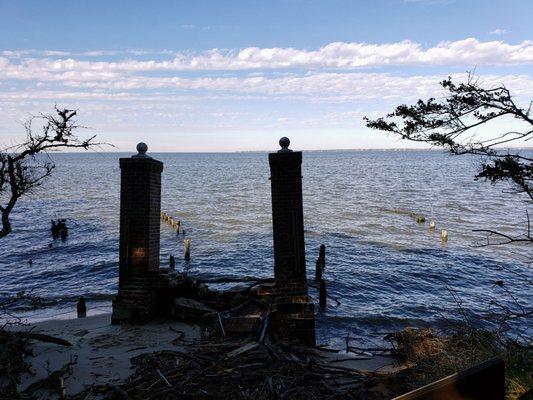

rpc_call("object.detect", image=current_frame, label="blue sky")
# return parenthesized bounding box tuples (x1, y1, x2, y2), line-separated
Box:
(1, 0, 532, 151)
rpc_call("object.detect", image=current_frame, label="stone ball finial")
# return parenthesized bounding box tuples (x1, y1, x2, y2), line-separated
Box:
(137, 142, 148, 154)
(278, 137, 292, 153)
(133, 142, 151, 158)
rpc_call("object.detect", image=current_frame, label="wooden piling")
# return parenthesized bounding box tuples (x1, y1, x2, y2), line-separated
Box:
(315, 244, 326, 281)
(319, 279, 327, 309)
(169, 255, 176, 270)
(319, 244, 326, 267)
(441, 229, 448, 242)
(184, 239, 191, 261)
(314, 259, 322, 282)
(77, 296, 86, 318)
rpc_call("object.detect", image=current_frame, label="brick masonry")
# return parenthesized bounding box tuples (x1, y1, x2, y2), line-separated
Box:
(112, 153, 164, 324)
(269, 147, 316, 346)
(269, 151, 307, 295)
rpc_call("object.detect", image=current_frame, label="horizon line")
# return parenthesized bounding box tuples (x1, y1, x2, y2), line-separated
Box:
(53, 146, 533, 154)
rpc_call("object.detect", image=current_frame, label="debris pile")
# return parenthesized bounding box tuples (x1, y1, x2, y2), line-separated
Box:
(75, 338, 394, 400)
(0, 329, 31, 397)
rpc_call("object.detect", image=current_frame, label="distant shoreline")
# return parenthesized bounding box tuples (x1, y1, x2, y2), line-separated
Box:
(44, 147, 533, 155)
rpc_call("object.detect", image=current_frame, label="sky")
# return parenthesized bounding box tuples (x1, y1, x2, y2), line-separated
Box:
(0, 0, 532, 152)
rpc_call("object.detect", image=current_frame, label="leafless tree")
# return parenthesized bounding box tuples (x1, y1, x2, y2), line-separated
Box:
(0, 107, 100, 238)
(365, 73, 532, 246)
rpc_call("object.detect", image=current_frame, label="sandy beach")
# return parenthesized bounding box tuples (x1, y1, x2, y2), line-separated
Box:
(6, 313, 400, 399)
(10, 314, 200, 397)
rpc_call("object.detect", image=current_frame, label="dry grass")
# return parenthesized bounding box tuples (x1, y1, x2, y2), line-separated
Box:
(389, 325, 532, 400)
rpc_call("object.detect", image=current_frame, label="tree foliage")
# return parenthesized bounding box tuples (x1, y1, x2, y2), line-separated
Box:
(365, 74, 532, 245)
(0, 108, 99, 238)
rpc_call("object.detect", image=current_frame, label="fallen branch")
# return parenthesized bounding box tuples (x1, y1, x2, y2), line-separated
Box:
(109, 338, 388, 400)
(1, 330, 72, 347)
(23, 356, 77, 396)
(198, 276, 273, 283)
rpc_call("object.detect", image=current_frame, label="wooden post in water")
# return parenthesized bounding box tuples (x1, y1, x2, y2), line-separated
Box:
(184, 239, 191, 261)
(314, 258, 322, 282)
(319, 279, 327, 309)
(176, 220, 180, 234)
(169, 255, 175, 270)
(314, 244, 326, 282)
(77, 296, 86, 318)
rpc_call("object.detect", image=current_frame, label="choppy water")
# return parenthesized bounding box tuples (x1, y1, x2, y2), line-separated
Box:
(1, 150, 531, 346)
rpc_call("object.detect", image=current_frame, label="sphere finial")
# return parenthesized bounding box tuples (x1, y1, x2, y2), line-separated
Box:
(133, 142, 150, 158)
(278, 137, 292, 153)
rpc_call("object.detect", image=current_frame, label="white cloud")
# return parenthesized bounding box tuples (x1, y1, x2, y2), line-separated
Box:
(403, 0, 453, 4)
(489, 28, 507, 35)
(2, 72, 532, 102)
(1, 38, 532, 78)
(2, 37, 532, 150)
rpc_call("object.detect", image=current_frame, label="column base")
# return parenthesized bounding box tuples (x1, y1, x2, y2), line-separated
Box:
(111, 276, 159, 325)
(274, 295, 316, 346)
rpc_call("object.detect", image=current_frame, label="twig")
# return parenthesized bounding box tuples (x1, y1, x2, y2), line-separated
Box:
(157, 369, 172, 387)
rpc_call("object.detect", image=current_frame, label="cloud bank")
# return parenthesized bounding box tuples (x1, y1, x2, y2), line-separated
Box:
(1, 38, 532, 150)
(1, 38, 533, 78)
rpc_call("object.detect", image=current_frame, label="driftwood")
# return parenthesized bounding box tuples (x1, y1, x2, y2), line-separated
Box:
(23, 356, 77, 396)
(198, 276, 274, 284)
(94, 338, 393, 400)
(1, 330, 72, 347)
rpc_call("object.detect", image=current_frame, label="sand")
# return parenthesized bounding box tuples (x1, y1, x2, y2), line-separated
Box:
(11, 313, 200, 397)
(9, 313, 398, 398)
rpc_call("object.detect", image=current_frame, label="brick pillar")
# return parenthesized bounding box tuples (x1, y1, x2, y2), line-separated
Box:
(112, 143, 163, 324)
(269, 137, 315, 346)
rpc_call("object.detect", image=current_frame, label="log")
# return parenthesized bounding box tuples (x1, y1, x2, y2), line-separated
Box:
(226, 341, 259, 358)
(198, 276, 273, 284)
(2, 330, 72, 346)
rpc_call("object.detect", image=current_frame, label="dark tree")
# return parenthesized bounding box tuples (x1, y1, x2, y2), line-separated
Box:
(365, 73, 532, 245)
(0, 108, 99, 238)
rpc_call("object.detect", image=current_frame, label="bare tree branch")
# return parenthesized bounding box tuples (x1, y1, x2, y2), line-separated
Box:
(0, 107, 106, 238)
(365, 73, 532, 245)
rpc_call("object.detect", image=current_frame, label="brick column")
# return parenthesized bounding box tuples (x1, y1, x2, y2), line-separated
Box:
(112, 143, 163, 324)
(269, 137, 315, 345)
